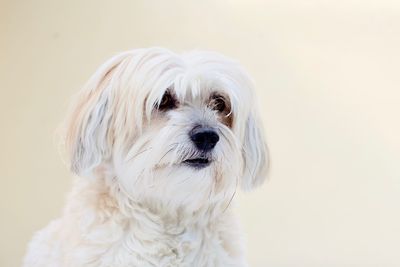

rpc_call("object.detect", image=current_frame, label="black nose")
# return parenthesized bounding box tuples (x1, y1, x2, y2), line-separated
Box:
(190, 127, 220, 151)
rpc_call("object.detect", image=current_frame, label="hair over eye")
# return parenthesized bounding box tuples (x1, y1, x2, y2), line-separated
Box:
(210, 94, 228, 113)
(158, 90, 177, 111)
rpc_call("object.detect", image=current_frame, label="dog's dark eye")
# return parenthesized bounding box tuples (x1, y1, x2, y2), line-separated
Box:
(210, 95, 227, 113)
(158, 91, 177, 111)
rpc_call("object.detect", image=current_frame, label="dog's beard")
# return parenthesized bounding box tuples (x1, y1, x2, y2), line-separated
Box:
(112, 112, 242, 212)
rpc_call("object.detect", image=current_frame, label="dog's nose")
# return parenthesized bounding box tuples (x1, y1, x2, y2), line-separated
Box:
(190, 127, 220, 151)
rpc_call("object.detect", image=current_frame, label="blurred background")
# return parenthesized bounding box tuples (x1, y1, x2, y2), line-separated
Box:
(1, 0, 400, 266)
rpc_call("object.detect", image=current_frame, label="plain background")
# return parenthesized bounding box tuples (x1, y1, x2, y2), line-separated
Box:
(1, 0, 400, 266)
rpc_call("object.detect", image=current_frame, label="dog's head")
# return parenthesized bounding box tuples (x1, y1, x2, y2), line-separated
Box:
(65, 48, 268, 211)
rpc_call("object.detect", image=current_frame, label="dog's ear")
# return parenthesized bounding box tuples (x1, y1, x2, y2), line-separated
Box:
(241, 108, 269, 190)
(64, 53, 129, 175)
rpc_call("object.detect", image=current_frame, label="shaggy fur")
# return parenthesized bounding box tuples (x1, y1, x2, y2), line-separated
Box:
(23, 48, 268, 267)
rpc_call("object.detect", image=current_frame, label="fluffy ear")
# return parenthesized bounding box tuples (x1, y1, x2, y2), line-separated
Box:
(241, 109, 269, 190)
(64, 53, 129, 175)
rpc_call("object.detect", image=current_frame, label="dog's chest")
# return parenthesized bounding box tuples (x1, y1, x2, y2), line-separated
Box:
(91, 227, 227, 267)
(25, 213, 245, 267)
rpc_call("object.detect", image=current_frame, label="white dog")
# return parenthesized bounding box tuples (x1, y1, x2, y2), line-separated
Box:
(23, 48, 268, 267)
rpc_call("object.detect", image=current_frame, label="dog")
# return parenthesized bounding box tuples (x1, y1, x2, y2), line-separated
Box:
(23, 48, 268, 267)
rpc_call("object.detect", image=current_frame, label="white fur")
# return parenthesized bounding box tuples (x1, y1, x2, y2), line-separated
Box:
(23, 48, 268, 267)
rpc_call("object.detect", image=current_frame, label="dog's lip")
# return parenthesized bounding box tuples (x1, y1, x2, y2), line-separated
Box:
(183, 157, 212, 168)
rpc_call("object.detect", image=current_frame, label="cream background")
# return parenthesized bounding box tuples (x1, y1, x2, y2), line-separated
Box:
(1, 0, 400, 266)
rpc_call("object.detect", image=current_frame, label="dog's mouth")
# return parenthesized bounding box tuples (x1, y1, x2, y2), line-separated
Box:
(183, 157, 212, 168)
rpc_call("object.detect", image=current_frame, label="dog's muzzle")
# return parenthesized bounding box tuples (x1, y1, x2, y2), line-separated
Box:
(183, 126, 219, 168)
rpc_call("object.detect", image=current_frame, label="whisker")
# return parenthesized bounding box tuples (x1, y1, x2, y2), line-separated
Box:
(156, 143, 180, 165)
(125, 147, 153, 162)
(223, 175, 239, 213)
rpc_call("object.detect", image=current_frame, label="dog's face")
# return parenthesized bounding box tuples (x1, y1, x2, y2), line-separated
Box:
(65, 48, 268, 211)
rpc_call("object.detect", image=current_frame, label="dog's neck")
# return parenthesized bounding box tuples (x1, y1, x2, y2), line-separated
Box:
(64, 170, 234, 237)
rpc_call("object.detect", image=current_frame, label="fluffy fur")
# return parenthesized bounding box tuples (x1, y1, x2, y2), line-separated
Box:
(23, 48, 268, 267)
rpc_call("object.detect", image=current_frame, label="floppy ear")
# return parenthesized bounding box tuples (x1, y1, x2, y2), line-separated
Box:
(64, 53, 129, 175)
(241, 109, 269, 190)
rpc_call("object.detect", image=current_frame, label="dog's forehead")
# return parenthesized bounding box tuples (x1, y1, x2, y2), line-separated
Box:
(159, 51, 239, 96)
(172, 84, 228, 104)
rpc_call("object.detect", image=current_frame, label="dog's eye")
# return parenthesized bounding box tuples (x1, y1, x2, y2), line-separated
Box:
(158, 91, 177, 111)
(210, 95, 227, 113)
